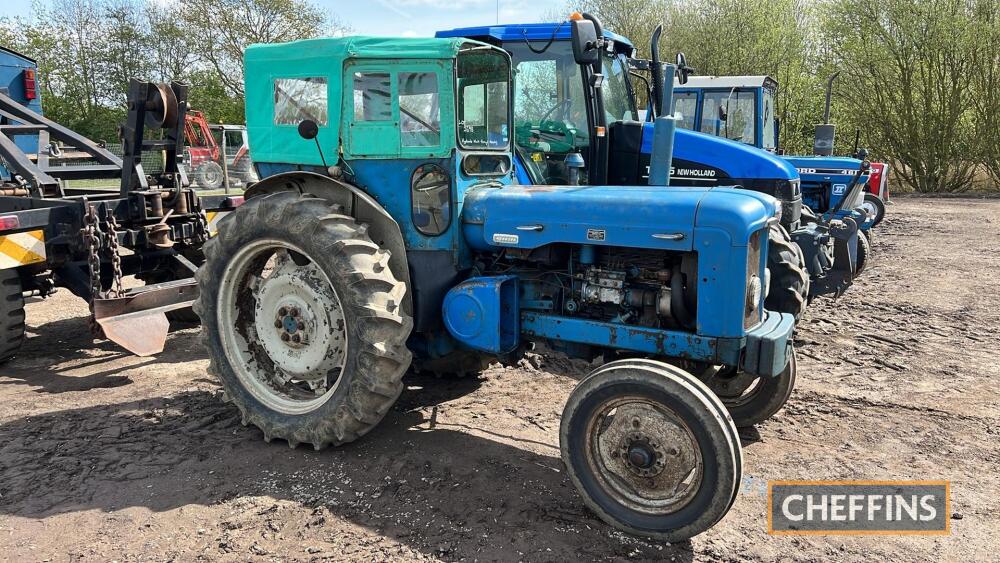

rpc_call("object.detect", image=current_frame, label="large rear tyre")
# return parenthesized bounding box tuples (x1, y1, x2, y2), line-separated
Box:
(765, 223, 809, 322)
(560, 359, 741, 541)
(861, 193, 886, 227)
(704, 350, 796, 428)
(0, 269, 25, 363)
(194, 192, 412, 449)
(855, 230, 870, 276)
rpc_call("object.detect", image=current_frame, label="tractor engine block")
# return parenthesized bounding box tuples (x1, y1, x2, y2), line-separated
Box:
(576, 267, 673, 325)
(495, 244, 695, 330)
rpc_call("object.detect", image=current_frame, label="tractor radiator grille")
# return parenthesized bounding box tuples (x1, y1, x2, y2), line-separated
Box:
(597, 247, 669, 272)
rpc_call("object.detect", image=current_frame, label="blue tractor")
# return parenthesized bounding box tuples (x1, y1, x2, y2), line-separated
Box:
(672, 73, 878, 272)
(196, 31, 796, 540)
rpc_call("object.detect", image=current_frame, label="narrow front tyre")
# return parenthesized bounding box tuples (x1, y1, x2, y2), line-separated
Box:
(861, 193, 886, 227)
(560, 360, 741, 541)
(855, 230, 871, 275)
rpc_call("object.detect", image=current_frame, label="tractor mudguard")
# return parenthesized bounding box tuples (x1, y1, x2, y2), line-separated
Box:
(245, 171, 412, 316)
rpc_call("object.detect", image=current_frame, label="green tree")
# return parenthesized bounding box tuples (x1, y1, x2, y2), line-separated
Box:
(969, 0, 1000, 187)
(567, 0, 824, 154)
(178, 0, 347, 96)
(821, 0, 980, 192)
(186, 69, 246, 125)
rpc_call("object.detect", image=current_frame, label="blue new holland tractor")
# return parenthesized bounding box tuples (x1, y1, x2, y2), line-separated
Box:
(437, 16, 869, 304)
(196, 30, 795, 541)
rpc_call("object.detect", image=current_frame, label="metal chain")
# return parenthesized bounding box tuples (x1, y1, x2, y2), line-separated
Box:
(104, 209, 124, 298)
(82, 204, 104, 337)
(83, 204, 103, 300)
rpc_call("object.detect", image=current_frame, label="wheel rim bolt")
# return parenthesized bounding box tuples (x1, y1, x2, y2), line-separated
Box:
(297, 321, 306, 330)
(292, 334, 301, 343)
(274, 320, 282, 328)
(278, 307, 288, 316)
(289, 307, 300, 316)
(280, 333, 290, 342)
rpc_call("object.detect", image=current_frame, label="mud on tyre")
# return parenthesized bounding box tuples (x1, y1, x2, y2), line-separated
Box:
(765, 223, 809, 322)
(194, 192, 413, 449)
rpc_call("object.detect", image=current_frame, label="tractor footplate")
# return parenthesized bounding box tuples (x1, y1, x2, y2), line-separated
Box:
(92, 278, 198, 356)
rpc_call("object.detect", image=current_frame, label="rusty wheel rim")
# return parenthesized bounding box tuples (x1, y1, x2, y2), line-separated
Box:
(585, 396, 704, 515)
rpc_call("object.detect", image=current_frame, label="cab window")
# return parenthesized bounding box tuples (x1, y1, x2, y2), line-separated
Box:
(353, 73, 392, 121)
(762, 88, 777, 150)
(701, 89, 755, 145)
(274, 76, 328, 125)
(343, 62, 451, 158)
(457, 49, 510, 150)
(399, 72, 441, 147)
(673, 92, 698, 131)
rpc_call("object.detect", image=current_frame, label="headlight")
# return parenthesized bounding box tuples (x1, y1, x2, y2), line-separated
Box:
(747, 274, 762, 313)
(744, 229, 764, 329)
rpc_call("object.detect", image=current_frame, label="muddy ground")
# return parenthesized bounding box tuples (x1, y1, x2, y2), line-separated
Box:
(0, 197, 997, 561)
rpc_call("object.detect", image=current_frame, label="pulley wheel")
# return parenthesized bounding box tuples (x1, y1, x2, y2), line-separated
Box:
(145, 83, 179, 129)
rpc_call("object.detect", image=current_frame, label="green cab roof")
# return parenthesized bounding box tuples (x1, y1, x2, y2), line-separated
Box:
(244, 36, 501, 166)
(244, 36, 480, 65)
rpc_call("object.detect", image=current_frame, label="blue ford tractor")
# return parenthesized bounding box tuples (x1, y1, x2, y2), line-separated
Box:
(196, 30, 796, 541)
(437, 17, 869, 302)
(672, 73, 879, 272)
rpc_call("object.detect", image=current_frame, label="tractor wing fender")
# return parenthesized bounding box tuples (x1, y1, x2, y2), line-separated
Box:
(245, 171, 412, 317)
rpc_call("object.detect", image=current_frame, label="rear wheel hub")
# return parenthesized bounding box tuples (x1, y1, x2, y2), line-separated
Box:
(219, 241, 349, 415)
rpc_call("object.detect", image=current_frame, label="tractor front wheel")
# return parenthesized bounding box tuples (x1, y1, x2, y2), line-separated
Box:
(0, 269, 25, 364)
(861, 193, 886, 227)
(194, 192, 412, 449)
(855, 230, 871, 276)
(704, 350, 796, 428)
(560, 359, 741, 541)
(765, 223, 809, 322)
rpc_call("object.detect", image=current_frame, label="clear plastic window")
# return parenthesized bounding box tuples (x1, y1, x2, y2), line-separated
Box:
(274, 77, 328, 125)
(399, 72, 440, 147)
(411, 163, 451, 236)
(353, 73, 392, 121)
(457, 49, 510, 150)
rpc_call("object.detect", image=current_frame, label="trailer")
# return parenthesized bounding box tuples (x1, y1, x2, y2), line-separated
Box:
(0, 47, 241, 359)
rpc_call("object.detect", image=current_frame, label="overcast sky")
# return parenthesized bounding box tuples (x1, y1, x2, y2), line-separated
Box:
(0, 0, 565, 36)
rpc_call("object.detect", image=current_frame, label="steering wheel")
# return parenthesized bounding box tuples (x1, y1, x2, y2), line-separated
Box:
(540, 98, 572, 123)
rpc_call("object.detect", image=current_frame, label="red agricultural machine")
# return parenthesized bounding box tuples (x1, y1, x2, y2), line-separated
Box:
(183, 110, 255, 191)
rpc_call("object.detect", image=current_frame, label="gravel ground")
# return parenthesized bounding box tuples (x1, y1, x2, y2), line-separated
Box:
(0, 197, 997, 561)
